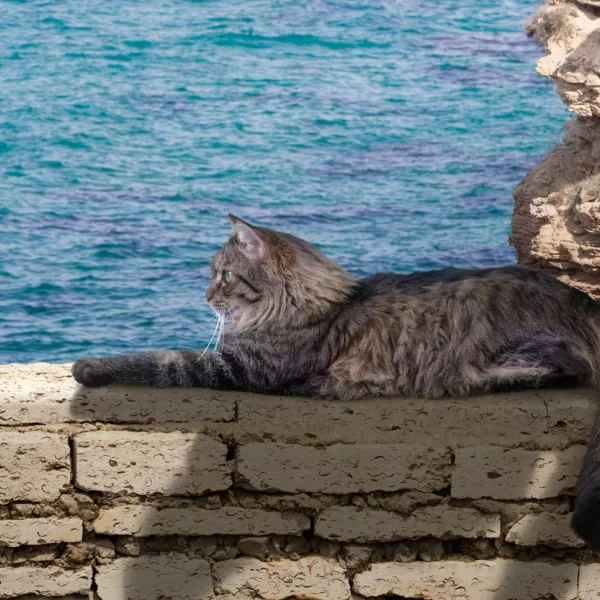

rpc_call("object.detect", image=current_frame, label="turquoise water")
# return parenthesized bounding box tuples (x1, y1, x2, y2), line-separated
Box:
(0, 0, 568, 364)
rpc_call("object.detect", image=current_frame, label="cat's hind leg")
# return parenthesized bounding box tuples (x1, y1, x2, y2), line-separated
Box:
(484, 332, 592, 392)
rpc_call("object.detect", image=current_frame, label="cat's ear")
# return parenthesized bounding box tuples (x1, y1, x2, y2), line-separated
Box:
(228, 214, 268, 260)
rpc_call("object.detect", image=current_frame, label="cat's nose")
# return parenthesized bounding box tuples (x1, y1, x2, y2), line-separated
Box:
(205, 284, 216, 303)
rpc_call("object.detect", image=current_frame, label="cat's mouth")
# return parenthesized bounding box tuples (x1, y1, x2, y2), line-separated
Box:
(212, 303, 242, 322)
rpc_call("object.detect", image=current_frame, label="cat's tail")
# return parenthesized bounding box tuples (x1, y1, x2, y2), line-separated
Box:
(572, 312, 600, 550)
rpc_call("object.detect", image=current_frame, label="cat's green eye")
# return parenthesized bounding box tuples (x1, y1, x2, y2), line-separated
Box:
(224, 271, 232, 282)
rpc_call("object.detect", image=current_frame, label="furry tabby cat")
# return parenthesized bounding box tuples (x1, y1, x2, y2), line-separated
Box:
(73, 215, 600, 548)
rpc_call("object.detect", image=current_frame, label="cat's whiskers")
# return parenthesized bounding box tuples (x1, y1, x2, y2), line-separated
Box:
(208, 303, 229, 355)
(197, 314, 222, 361)
(212, 317, 225, 355)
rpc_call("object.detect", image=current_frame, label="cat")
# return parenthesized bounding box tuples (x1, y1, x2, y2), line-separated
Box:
(73, 214, 600, 549)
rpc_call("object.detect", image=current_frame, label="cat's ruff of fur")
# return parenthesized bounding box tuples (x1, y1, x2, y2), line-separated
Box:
(72, 215, 600, 550)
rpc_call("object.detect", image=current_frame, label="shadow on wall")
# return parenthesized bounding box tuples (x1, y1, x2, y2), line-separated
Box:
(67, 382, 594, 600)
(69, 384, 226, 599)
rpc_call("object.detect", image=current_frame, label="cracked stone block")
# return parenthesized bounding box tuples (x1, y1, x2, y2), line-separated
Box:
(237, 443, 452, 493)
(505, 513, 583, 547)
(452, 446, 585, 500)
(0, 566, 92, 598)
(75, 431, 231, 495)
(580, 564, 600, 600)
(93, 505, 309, 536)
(352, 560, 578, 599)
(0, 432, 70, 502)
(315, 505, 500, 542)
(213, 556, 351, 600)
(95, 555, 213, 600)
(0, 517, 82, 547)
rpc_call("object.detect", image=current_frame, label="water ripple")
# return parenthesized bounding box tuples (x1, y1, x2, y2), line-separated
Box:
(0, 0, 567, 363)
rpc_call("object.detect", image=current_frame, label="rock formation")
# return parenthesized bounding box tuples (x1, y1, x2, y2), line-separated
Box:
(511, 0, 600, 298)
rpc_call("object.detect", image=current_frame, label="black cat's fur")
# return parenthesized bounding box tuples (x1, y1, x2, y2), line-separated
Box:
(72, 215, 600, 549)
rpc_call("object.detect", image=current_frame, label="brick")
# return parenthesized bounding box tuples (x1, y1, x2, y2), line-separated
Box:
(75, 431, 231, 495)
(0, 566, 92, 598)
(237, 443, 451, 493)
(315, 506, 500, 542)
(0, 432, 70, 502)
(580, 564, 600, 600)
(95, 555, 213, 600)
(545, 393, 597, 447)
(213, 556, 351, 600)
(94, 505, 309, 536)
(0, 517, 82, 547)
(352, 560, 578, 600)
(505, 513, 583, 547)
(452, 446, 585, 500)
(236, 388, 597, 448)
(15, 597, 88, 600)
(12, 546, 59, 564)
(0, 363, 235, 425)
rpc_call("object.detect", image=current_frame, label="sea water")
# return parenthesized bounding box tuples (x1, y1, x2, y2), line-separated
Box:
(0, 0, 568, 363)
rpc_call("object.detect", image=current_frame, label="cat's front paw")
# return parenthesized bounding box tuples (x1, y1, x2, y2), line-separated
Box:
(72, 358, 114, 387)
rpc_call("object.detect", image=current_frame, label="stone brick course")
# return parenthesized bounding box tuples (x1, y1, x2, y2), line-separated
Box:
(94, 506, 310, 536)
(237, 442, 452, 493)
(452, 445, 586, 500)
(213, 556, 351, 600)
(75, 431, 231, 495)
(353, 560, 579, 599)
(0, 566, 92, 599)
(95, 555, 213, 599)
(315, 505, 501, 542)
(0, 517, 82, 547)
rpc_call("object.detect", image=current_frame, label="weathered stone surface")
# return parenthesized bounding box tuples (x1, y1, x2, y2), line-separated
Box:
(353, 560, 578, 599)
(94, 505, 309, 536)
(0, 363, 597, 596)
(545, 393, 597, 447)
(512, 0, 600, 298)
(11, 545, 59, 564)
(96, 555, 213, 600)
(0, 362, 235, 425)
(579, 564, 600, 600)
(0, 566, 92, 598)
(452, 445, 585, 500)
(315, 506, 500, 542)
(0, 517, 82, 547)
(237, 443, 451, 493)
(75, 431, 231, 495)
(529, 2, 600, 117)
(236, 389, 592, 449)
(0, 432, 70, 502)
(213, 556, 351, 600)
(505, 513, 583, 547)
(15, 597, 88, 600)
(237, 536, 270, 560)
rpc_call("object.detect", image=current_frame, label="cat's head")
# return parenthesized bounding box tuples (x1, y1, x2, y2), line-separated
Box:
(206, 215, 355, 329)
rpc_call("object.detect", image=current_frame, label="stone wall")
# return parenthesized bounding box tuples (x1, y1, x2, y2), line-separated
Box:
(512, 0, 600, 299)
(1, 363, 600, 599)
